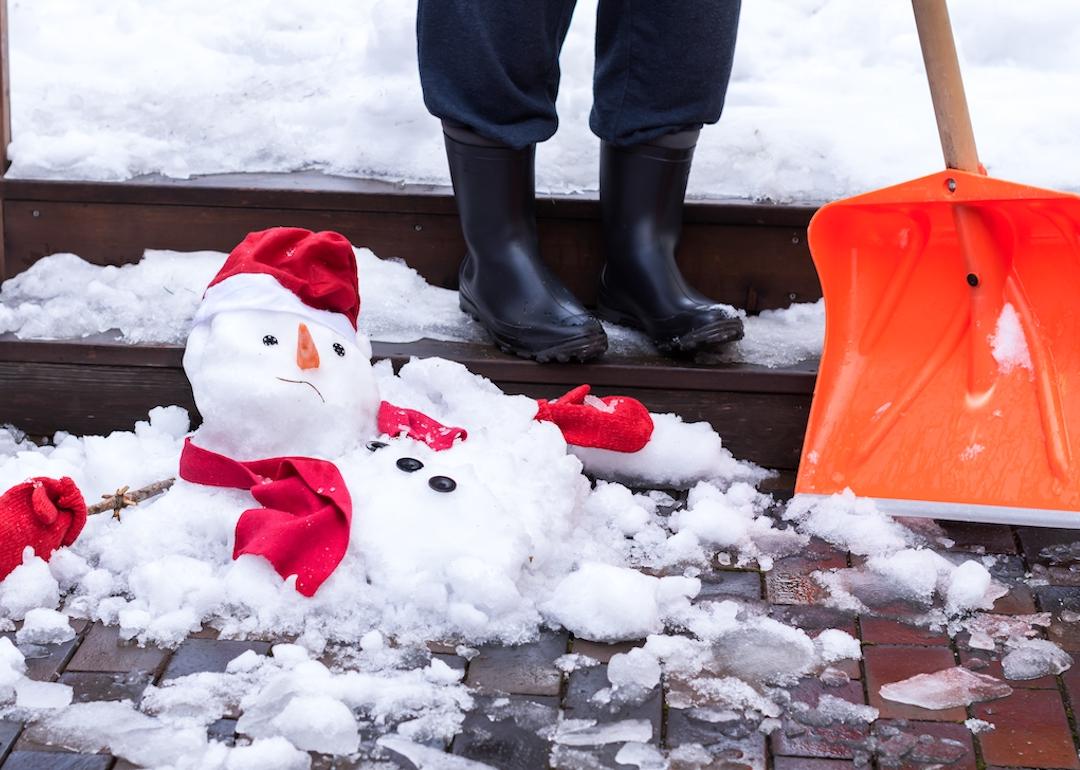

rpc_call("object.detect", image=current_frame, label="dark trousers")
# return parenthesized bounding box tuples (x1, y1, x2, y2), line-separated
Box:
(417, 1, 742, 149)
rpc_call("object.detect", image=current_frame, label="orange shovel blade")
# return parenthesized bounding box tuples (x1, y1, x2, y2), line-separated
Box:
(796, 169, 1080, 526)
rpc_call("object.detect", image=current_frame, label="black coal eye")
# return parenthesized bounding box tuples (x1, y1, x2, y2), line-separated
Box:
(263, 335, 278, 346)
(333, 343, 346, 357)
(428, 476, 457, 493)
(366, 441, 388, 452)
(396, 457, 424, 473)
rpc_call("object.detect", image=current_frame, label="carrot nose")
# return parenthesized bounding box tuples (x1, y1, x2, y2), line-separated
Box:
(296, 323, 320, 370)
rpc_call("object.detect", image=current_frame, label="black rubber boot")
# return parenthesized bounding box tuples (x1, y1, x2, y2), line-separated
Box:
(597, 133, 744, 355)
(444, 126, 607, 363)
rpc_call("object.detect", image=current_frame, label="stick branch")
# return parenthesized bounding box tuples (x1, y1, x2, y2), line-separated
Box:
(88, 478, 176, 520)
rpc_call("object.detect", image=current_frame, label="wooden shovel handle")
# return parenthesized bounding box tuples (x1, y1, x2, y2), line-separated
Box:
(912, 0, 981, 172)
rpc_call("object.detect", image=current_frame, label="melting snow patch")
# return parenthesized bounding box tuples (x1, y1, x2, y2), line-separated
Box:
(990, 303, 1033, 375)
(879, 666, 1012, 710)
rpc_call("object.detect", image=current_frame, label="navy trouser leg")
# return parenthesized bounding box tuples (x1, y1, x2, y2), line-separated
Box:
(591, 0, 742, 146)
(417, 0, 578, 149)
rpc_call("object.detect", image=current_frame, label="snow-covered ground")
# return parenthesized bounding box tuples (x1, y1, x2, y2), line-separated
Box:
(0, 355, 1063, 767)
(7, 0, 1080, 200)
(0, 248, 826, 368)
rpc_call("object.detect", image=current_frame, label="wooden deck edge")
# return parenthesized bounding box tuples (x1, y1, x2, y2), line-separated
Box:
(0, 334, 818, 395)
(0, 172, 823, 227)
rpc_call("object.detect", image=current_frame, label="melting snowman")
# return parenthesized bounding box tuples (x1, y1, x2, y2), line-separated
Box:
(178, 227, 753, 604)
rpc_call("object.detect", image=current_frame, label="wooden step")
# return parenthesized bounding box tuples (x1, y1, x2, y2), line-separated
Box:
(0, 173, 822, 314)
(0, 333, 816, 471)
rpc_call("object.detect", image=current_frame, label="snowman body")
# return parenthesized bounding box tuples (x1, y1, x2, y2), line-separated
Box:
(184, 308, 380, 460)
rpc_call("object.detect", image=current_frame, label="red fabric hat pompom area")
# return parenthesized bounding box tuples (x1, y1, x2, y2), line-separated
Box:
(193, 228, 362, 340)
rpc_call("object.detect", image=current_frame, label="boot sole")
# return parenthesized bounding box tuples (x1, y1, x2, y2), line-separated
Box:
(460, 296, 607, 364)
(596, 304, 744, 355)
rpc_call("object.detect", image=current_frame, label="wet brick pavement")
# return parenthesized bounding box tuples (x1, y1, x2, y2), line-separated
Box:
(1, 519, 1079, 769)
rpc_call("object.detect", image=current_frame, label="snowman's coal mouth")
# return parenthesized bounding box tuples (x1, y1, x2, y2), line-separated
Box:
(275, 377, 325, 403)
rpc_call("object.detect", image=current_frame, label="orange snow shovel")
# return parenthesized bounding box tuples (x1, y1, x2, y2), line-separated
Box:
(795, 0, 1080, 527)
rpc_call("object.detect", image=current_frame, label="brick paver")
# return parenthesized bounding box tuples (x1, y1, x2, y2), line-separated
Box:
(864, 645, 968, 722)
(975, 688, 1080, 769)
(465, 631, 567, 696)
(0, 516, 1077, 769)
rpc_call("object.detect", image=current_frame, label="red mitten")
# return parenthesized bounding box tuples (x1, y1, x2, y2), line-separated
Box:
(0, 477, 88, 579)
(535, 385, 654, 453)
(377, 402, 468, 451)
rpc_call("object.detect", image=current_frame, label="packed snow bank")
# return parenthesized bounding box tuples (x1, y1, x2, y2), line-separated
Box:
(0, 249, 824, 367)
(8, 1, 1080, 201)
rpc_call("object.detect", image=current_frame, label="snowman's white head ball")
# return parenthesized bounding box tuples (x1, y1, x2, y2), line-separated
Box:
(184, 309, 380, 460)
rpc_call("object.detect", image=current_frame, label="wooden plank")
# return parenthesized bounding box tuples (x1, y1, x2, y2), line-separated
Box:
(2, 199, 820, 309)
(0, 173, 820, 227)
(0, 359, 810, 470)
(0, 334, 818, 394)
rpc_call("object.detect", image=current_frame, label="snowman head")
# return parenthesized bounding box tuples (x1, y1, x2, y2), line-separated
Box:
(183, 228, 380, 460)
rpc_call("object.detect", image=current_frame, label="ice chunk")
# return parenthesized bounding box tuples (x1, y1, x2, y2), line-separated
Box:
(1001, 639, 1073, 680)
(614, 742, 668, 770)
(16, 608, 75, 646)
(379, 736, 496, 768)
(270, 694, 359, 755)
(965, 718, 995, 734)
(880, 666, 1012, 710)
(963, 612, 1052, 650)
(553, 718, 653, 746)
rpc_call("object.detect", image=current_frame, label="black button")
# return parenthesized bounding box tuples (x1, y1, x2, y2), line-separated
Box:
(262, 335, 279, 346)
(366, 441, 388, 452)
(397, 457, 424, 473)
(428, 476, 457, 493)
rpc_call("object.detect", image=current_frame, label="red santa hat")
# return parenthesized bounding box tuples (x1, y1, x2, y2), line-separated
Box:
(192, 228, 361, 340)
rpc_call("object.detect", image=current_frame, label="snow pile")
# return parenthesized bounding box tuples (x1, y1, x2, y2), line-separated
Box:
(34, 641, 471, 768)
(990, 303, 1033, 375)
(789, 491, 1007, 621)
(0, 357, 778, 649)
(0, 249, 484, 346)
(784, 489, 920, 557)
(542, 563, 698, 643)
(9, 1, 1080, 200)
(0, 250, 824, 367)
(818, 548, 1006, 618)
(710, 300, 825, 369)
(0, 636, 73, 711)
(662, 481, 806, 570)
(879, 666, 1012, 710)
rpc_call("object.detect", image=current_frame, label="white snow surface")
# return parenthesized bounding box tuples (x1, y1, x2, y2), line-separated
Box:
(0, 249, 823, 368)
(990, 302, 1033, 375)
(8, 1, 1080, 201)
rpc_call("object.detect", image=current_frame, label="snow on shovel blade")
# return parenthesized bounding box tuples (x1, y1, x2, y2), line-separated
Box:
(796, 169, 1080, 528)
(879, 665, 1012, 710)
